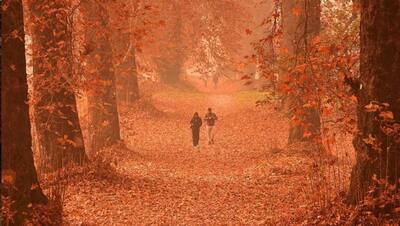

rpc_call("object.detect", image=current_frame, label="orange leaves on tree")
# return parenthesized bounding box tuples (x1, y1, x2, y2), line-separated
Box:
(327, 135, 336, 145)
(279, 83, 292, 94)
(241, 74, 252, 80)
(245, 28, 252, 35)
(1, 169, 16, 186)
(303, 130, 312, 138)
(292, 6, 302, 17)
(363, 134, 382, 152)
(31, 183, 39, 190)
(311, 36, 321, 46)
(294, 64, 307, 73)
(364, 102, 381, 112)
(57, 134, 78, 147)
(102, 120, 110, 127)
(352, 2, 361, 13)
(379, 111, 394, 120)
(302, 102, 313, 109)
(319, 46, 330, 55)
(322, 106, 332, 116)
(9, 64, 16, 71)
(350, 95, 358, 103)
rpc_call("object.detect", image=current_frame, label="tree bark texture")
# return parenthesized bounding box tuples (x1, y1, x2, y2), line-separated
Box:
(348, 0, 400, 204)
(281, 0, 322, 144)
(80, 0, 121, 153)
(28, 0, 87, 172)
(1, 0, 47, 223)
(110, 0, 139, 104)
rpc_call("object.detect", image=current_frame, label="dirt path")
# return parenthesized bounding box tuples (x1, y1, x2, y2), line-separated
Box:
(63, 91, 314, 225)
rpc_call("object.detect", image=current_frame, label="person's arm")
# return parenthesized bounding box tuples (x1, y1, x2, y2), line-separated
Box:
(199, 118, 203, 127)
(214, 113, 218, 120)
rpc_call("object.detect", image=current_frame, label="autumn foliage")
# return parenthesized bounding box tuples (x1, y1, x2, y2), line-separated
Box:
(1, 0, 399, 225)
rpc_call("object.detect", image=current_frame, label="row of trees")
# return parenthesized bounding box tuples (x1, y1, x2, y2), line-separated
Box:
(1, 0, 398, 223)
(255, 0, 399, 203)
(146, 0, 250, 85)
(2, 0, 132, 223)
(1, 0, 249, 223)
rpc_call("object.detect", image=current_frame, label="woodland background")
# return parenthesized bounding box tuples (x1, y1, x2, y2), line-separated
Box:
(1, 0, 400, 225)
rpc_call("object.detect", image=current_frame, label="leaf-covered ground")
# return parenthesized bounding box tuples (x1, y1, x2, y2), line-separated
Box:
(63, 89, 321, 225)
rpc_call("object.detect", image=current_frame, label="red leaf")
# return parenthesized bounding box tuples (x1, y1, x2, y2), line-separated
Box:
(245, 28, 252, 35)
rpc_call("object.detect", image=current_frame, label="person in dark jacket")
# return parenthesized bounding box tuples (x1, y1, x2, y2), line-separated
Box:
(190, 112, 202, 148)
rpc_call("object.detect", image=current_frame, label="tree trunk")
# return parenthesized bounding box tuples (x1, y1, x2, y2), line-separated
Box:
(282, 0, 320, 55)
(281, 0, 322, 144)
(158, 1, 184, 84)
(28, 1, 87, 172)
(348, 0, 400, 204)
(80, 0, 121, 153)
(114, 40, 140, 104)
(110, 0, 139, 105)
(1, 0, 47, 223)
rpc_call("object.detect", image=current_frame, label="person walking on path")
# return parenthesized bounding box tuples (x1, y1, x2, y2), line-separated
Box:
(190, 112, 202, 148)
(204, 108, 218, 144)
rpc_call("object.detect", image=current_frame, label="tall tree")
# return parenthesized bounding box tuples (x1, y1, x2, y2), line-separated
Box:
(28, 0, 87, 172)
(80, 0, 121, 153)
(109, 0, 139, 104)
(184, 0, 249, 85)
(1, 0, 47, 223)
(281, 0, 322, 144)
(156, 0, 184, 84)
(348, 0, 400, 203)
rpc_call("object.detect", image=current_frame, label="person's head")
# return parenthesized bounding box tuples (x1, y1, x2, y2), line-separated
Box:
(194, 112, 199, 117)
(208, 108, 212, 113)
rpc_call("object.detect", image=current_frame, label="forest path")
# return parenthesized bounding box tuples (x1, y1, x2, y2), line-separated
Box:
(63, 90, 313, 225)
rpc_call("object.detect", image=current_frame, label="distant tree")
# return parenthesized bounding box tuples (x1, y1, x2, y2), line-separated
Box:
(281, 0, 322, 144)
(348, 0, 400, 203)
(80, 0, 121, 153)
(28, 0, 87, 172)
(191, 0, 248, 82)
(1, 0, 47, 223)
(109, 0, 140, 104)
(155, 0, 184, 84)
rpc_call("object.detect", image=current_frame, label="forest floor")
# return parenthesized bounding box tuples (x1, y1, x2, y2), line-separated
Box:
(62, 86, 348, 225)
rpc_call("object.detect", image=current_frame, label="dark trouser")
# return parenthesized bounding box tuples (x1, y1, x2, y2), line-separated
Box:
(192, 128, 200, 146)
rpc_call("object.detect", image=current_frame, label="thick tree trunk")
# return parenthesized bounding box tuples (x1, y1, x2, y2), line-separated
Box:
(110, 0, 139, 104)
(1, 0, 47, 223)
(28, 1, 87, 172)
(348, 0, 400, 204)
(281, 0, 322, 144)
(81, 0, 121, 153)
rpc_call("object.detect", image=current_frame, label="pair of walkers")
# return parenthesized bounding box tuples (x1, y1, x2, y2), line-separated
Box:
(190, 108, 218, 148)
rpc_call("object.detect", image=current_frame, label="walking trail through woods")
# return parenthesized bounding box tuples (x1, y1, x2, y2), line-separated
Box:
(62, 86, 329, 225)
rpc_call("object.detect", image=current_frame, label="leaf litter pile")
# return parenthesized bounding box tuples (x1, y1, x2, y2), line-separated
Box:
(63, 88, 332, 225)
